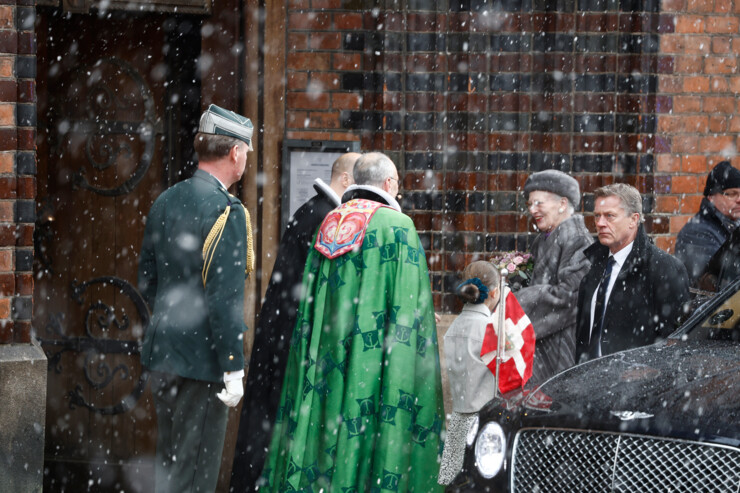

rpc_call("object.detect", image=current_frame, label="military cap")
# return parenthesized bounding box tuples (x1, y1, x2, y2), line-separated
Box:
(199, 104, 254, 149)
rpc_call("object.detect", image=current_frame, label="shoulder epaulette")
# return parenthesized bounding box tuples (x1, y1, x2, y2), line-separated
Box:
(202, 199, 255, 286)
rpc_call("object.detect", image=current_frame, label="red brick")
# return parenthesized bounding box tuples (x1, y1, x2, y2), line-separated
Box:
(305, 111, 339, 129)
(710, 76, 730, 92)
(0, 80, 16, 103)
(675, 16, 704, 33)
(682, 155, 707, 173)
(709, 115, 728, 132)
(288, 12, 330, 30)
(17, 128, 34, 150)
(333, 13, 362, 30)
(663, 0, 686, 11)
(332, 93, 361, 111)
(17, 32, 33, 55)
(715, 0, 732, 12)
(0, 297, 8, 319)
(287, 52, 331, 71)
(672, 135, 699, 152)
(681, 194, 703, 213)
(17, 176, 33, 199)
(657, 155, 681, 172)
(658, 115, 708, 133)
(0, 31, 17, 54)
(0, 177, 14, 199)
(309, 32, 341, 50)
(704, 96, 735, 113)
(288, 33, 308, 50)
(0, 56, 11, 78)
(683, 76, 710, 92)
(674, 55, 702, 73)
(0, 202, 11, 222)
(706, 16, 739, 33)
(672, 95, 702, 112)
(712, 36, 731, 54)
(700, 135, 735, 152)
(0, 6, 12, 29)
(705, 56, 737, 74)
(687, 0, 713, 12)
(0, 272, 13, 295)
(0, 103, 11, 126)
(655, 195, 680, 213)
(333, 53, 361, 71)
(729, 115, 740, 132)
(671, 175, 701, 194)
(660, 75, 683, 93)
(16, 81, 33, 103)
(287, 72, 308, 91)
(15, 273, 32, 296)
(0, 129, 17, 152)
(15, 224, 32, 247)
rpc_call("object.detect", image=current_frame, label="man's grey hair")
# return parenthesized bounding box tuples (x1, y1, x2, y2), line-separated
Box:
(594, 183, 643, 221)
(353, 152, 397, 187)
(193, 132, 244, 161)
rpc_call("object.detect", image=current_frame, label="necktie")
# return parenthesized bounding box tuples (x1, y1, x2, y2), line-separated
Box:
(588, 256, 616, 359)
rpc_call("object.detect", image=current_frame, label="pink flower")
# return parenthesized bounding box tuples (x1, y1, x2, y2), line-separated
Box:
(513, 255, 524, 265)
(507, 262, 516, 272)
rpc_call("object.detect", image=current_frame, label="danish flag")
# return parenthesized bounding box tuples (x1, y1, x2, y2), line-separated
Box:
(480, 287, 536, 394)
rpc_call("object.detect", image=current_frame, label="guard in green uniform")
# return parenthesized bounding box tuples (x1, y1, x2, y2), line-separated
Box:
(138, 104, 255, 493)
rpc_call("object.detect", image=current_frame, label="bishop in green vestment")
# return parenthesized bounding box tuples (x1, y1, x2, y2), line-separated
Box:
(258, 152, 445, 493)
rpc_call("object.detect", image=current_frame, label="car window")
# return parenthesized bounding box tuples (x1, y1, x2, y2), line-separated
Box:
(685, 283, 740, 342)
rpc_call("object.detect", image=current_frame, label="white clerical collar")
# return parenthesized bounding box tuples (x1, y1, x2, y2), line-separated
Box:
(610, 241, 634, 267)
(344, 184, 402, 212)
(314, 178, 341, 207)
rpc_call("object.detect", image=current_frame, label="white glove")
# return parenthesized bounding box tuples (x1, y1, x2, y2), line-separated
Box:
(216, 376, 244, 407)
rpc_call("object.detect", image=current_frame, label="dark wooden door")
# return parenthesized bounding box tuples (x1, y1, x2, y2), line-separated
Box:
(35, 10, 201, 492)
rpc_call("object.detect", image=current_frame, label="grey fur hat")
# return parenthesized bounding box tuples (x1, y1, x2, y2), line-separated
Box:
(524, 170, 581, 209)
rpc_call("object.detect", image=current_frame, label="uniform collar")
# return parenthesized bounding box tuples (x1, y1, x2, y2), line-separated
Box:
(314, 178, 341, 207)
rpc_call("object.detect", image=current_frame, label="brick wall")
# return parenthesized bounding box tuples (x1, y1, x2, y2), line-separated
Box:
(0, 0, 35, 343)
(285, 0, 737, 311)
(657, 0, 740, 250)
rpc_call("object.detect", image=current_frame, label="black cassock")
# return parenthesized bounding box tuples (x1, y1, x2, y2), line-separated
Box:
(230, 181, 339, 491)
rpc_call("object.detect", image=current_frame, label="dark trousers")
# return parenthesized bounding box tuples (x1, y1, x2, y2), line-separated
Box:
(149, 371, 229, 493)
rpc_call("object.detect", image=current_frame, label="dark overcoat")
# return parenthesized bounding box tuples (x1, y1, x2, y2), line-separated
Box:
(575, 224, 690, 363)
(138, 169, 247, 382)
(674, 197, 736, 285)
(230, 181, 339, 492)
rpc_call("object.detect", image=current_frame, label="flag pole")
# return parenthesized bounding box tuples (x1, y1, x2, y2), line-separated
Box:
(494, 268, 508, 399)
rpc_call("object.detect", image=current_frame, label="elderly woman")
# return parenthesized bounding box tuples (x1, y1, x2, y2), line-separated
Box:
(515, 170, 593, 384)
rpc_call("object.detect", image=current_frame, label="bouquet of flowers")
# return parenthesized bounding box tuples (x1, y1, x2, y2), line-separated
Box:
(491, 251, 535, 291)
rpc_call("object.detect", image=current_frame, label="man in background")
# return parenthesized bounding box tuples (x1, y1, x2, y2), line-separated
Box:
(138, 104, 254, 493)
(575, 183, 689, 363)
(675, 161, 740, 285)
(230, 152, 359, 492)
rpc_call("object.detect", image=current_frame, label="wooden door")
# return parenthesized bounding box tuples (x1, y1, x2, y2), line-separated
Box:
(35, 10, 201, 492)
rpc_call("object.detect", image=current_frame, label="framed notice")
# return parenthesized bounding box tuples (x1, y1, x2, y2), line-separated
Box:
(282, 140, 360, 231)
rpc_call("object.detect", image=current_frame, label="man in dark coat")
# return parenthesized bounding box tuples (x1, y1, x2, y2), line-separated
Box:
(138, 104, 255, 493)
(575, 184, 690, 363)
(229, 152, 359, 492)
(675, 161, 740, 285)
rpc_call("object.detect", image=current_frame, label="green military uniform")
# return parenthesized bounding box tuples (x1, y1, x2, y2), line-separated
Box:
(138, 168, 249, 492)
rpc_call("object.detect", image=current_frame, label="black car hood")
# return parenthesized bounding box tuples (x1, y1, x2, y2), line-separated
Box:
(500, 340, 740, 448)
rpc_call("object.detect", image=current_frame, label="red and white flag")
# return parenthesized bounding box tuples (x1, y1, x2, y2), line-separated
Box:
(480, 287, 536, 394)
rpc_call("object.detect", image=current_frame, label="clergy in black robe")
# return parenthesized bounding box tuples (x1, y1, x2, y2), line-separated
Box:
(230, 153, 358, 492)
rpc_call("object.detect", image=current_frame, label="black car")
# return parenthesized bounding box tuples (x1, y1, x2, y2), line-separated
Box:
(451, 278, 740, 492)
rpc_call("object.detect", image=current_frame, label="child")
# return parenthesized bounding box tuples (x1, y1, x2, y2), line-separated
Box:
(438, 260, 501, 486)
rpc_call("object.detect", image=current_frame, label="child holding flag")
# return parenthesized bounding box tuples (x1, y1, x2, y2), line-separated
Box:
(438, 260, 535, 485)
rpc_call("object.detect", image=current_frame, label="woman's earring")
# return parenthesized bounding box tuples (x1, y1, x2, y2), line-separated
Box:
(558, 207, 564, 213)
